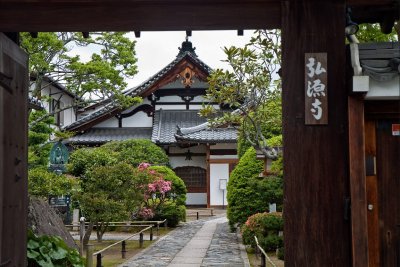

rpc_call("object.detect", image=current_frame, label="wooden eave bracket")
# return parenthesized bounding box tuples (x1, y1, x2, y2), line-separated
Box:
(350, 43, 369, 93)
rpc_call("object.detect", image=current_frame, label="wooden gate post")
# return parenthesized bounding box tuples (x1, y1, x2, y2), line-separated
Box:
(0, 33, 29, 267)
(281, 1, 351, 266)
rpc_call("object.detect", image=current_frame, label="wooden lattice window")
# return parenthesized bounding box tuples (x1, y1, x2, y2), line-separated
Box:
(174, 166, 206, 192)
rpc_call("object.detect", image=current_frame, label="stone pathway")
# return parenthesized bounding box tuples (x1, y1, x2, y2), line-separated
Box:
(120, 216, 248, 267)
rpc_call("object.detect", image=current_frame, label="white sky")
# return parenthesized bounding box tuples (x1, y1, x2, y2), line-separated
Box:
(72, 30, 254, 89)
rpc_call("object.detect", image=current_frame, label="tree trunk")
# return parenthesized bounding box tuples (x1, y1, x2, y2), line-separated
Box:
(96, 222, 109, 242)
(83, 221, 94, 246)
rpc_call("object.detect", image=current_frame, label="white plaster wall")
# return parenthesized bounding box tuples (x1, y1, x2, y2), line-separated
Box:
(366, 76, 400, 100)
(193, 96, 207, 102)
(169, 156, 206, 169)
(186, 193, 207, 205)
(155, 104, 186, 110)
(210, 164, 229, 206)
(93, 117, 119, 128)
(160, 78, 207, 89)
(211, 143, 237, 150)
(122, 112, 152, 127)
(157, 96, 183, 102)
(210, 155, 238, 160)
(169, 145, 206, 153)
(40, 84, 76, 127)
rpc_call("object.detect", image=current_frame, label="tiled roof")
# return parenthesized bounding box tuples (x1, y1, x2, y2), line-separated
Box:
(66, 127, 152, 144)
(152, 110, 206, 144)
(151, 109, 237, 144)
(175, 127, 237, 143)
(359, 42, 400, 82)
(28, 96, 44, 110)
(64, 42, 212, 131)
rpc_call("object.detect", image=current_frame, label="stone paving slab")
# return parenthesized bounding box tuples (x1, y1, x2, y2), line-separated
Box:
(120, 219, 206, 267)
(120, 215, 248, 267)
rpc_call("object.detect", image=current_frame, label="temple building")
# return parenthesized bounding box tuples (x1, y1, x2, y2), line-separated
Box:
(64, 40, 238, 207)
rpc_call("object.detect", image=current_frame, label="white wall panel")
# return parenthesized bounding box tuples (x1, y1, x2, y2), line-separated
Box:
(93, 117, 118, 128)
(210, 163, 229, 206)
(122, 112, 152, 127)
(186, 193, 207, 205)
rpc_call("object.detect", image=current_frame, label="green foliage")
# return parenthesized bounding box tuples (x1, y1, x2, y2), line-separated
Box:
(76, 163, 145, 223)
(27, 230, 84, 267)
(270, 155, 283, 177)
(28, 110, 54, 168)
(28, 167, 76, 198)
(241, 212, 283, 253)
(202, 30, 282, 159)
(227, 147, 283, 230)
(101, 139, 169, 167)
(69, 139, 169, 177)
(153, 201, 186, 228)
(67, 147, 118, 177)
(148, 166, 187, 205)
(227, 147, 263, 228)
(22, 32, 141, 127)
(356, 23, 398, 43)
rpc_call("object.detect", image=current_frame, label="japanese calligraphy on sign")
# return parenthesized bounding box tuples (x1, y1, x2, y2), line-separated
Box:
(305, 53, 328, 125)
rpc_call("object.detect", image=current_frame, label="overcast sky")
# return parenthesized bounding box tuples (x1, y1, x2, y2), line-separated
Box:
(125, 30, 254, 88)
(71, 30, 254, 89)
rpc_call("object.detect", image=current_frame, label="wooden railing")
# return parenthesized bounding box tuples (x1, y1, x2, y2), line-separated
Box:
(71, 219, 166, 267)
(186, 208, 214, 219)
(254, 236, 277, 267)
(88, 225, 152, 267)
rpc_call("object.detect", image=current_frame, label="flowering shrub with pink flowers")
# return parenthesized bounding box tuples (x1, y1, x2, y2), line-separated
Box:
(135, 163, 186, 226)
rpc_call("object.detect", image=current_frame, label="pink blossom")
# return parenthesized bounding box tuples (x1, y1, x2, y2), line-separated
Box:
(138, 162, 151, 171)
(138, 207, 154, 219)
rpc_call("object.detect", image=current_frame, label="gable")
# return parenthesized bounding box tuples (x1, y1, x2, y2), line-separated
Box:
(64, 41, 212, 132)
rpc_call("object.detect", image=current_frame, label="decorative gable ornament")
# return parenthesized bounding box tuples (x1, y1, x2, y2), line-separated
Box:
(178, 67, 195, 87)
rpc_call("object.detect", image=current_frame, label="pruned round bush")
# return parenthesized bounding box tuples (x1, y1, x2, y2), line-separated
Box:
(153, 201, 186, 227)
(28, 167, 76, 198)
(101, 139, 169, 166)
(227, 147, 283, 230)
(149, 166, 187, 205)
(241, 212, 283, 253)
(227, 147, 264, 229)
(68, 147, 118, 177)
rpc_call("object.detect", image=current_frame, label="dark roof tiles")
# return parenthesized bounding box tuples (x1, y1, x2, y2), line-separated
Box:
(67, 127, 152, 144)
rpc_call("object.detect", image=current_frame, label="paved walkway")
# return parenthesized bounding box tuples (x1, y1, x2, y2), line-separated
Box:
(120, 215, 249, 267)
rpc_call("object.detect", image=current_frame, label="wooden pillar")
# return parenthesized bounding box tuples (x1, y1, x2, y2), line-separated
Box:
(0, 33, 28, 266)
(281, 1, 351, 266)
(206, 144, 210, 208)
(348, 96, 368, 266)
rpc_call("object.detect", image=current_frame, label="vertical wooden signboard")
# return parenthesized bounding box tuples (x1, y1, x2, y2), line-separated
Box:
(305, 53, 328, 125)
(0, 33, 29, 266)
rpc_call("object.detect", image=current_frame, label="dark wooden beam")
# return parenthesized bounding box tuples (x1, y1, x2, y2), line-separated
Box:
(282, 0, 351, 266)
(0, 1, 281, 32)
(0, 33, 28, 267)
(348, 96, 368, 267)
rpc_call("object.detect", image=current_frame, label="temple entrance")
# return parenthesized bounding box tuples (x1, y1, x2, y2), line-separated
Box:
(366, 117, 400, 266)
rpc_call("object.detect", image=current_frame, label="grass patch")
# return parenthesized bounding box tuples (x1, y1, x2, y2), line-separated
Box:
(78, 227, 173, 267)
(246, 247, 284, 267)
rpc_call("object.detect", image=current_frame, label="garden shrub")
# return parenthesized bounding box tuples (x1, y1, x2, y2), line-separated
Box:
(68, 147, 118, 177)
(241, 212, 283, 254)
(27, 230, 84, 266)
(153, 201, 186, 227)
(101, 139, 169, 166)
(227, 147, 284, 230)
(149, 166, 187, 205)
(28, 167, 76, 198)
(227, 147, 264, 229)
